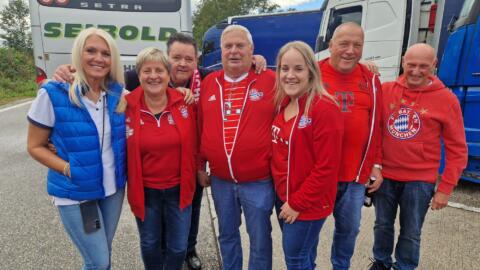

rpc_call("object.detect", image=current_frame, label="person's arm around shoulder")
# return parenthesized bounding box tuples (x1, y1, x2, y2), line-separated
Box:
(52, 64, 76, 83)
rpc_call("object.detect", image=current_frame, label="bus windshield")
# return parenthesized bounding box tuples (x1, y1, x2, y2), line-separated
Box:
(36, 0, 181, 12)
(318, 5, 362, 51)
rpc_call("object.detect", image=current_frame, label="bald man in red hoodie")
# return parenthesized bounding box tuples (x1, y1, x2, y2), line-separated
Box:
(369, 44, 468, 270)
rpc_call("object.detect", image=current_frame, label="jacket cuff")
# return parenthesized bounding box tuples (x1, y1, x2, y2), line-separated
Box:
(437, 181, 455, 196)
(288, 196, 305, 213)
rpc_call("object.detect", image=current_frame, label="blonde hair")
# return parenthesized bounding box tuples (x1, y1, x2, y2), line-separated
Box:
(221, 25, 254, 48)
(70, 27, 124, 107)
(274, 41, 336, 115)
(135, 47, 170, 75)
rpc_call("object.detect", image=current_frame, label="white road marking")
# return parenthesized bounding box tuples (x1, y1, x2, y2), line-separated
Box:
(448, 201, 480, 213)
(0, 101, 32, 113)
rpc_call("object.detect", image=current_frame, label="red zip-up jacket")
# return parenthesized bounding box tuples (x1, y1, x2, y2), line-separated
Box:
(125, 87, 197, 220)
(278, 94, 344, 220)
(318, 59, 383, 184)
(198, 69, 276, 182)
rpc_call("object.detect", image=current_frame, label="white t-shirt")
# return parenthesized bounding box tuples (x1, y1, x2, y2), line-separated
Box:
(28, 89, 117, 206)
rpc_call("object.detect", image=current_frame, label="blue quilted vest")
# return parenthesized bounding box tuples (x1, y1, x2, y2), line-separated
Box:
(42, 81, 126, 201)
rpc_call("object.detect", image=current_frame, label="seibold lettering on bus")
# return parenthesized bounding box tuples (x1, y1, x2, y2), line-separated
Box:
(43, 23, 177, 42)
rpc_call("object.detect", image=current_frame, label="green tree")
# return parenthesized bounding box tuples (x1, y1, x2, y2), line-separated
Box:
(0, 0, 32, 52)
(193, 0, 280, 48)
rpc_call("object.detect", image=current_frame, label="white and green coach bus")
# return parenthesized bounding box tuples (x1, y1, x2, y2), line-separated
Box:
(28, 0, 192, 82)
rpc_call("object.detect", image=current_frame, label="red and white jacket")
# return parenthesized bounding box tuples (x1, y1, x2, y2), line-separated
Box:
(318, 59, 383, 184)
(274, 94, 344, 220)
(198, 69, 276, 182)
(125, 87, 197, 220)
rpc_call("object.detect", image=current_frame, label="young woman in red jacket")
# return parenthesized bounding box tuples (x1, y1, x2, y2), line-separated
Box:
(271, 41, 344, 270)
(124, 47, 197, 270)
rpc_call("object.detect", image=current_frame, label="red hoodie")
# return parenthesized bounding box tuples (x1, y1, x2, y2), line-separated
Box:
(198, 69, 276, 182)
(272, 94, 344, 220)
(381, 75, 467, 195)
(125, 87, 197, 220)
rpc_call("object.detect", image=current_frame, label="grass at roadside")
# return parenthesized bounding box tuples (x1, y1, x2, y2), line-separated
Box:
(0, 77, 37, 106)
(0, 48, 37, 106)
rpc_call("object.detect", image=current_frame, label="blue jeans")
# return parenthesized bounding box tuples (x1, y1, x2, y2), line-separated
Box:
(57, 188, 125, 270)
(275, 195, 326, 270)
(211, 176, 275, 270)
(188, 183, 204, 253)
(135, 186, 192, 270)
(331, 181, 365, 270)
(372, 178, 434, 270)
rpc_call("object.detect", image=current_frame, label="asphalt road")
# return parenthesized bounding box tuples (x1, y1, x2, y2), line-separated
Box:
(2, 100, 480, 270)
(0, 101, 220, 270)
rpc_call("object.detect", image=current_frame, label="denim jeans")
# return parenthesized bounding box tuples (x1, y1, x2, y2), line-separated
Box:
(331, 181, 365, 270)
(57, 188, 125, 270)
(135, 186, 192, 270)
(187, 183, 204, 253)
(210, 176, 275, 270)
(372, 178, 435, 270)
(275, 195, 326, 270)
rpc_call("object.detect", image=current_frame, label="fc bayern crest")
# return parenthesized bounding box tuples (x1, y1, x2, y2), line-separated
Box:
(249, 89, 264, 101)
(298, 115, 312, 129)
(179, 106, 189, 119)
(387, 106, 421, 140)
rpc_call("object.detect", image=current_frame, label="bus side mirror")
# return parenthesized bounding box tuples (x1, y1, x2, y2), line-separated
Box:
(447, 15, 458, 33)
(315, 36, 327, 52)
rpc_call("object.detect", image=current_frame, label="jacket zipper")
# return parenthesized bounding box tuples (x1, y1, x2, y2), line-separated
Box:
(355, 75, 377, 182)
(286, 99, 300, 201)
(217, 77, 256, 182)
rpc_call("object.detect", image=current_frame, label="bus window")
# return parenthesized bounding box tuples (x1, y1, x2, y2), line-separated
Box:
(459, 0, 475, 18)
(36, 0, 181, 12)
(319, 6, 362, 51)
(453, 0, 480, 30)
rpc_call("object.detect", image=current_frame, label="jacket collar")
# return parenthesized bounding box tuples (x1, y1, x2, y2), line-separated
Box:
(126, 86, 184, 109)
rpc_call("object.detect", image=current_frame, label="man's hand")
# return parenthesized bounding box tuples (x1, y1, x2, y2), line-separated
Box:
(279, 202, 300, 224)
(252, 55, 267, 74)
(53, 64, 76, 83)
(366, 166, 384, 193)
(431, 191, 450, 210)
(197, 170, 211, 187)
(47, 142, 57, 154)
(360, 61, 380, 76)
(176, 87, 194, 105)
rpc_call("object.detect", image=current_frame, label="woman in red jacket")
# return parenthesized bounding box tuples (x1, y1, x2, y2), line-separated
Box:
(271, 41, 344, 270)
(124, 47, 197, 270)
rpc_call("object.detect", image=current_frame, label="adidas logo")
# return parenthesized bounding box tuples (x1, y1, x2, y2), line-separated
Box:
(208, 95, 216, 101)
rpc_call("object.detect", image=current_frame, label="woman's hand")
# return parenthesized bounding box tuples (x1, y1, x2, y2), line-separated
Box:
(52, 64, 76, 83)
(176, 87, 194, 105)
(279, 202, 300, 224)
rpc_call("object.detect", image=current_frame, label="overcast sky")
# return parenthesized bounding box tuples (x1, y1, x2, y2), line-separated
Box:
(0, 0, 323, 11)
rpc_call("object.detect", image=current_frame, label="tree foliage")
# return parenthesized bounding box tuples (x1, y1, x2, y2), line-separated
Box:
(0, 0, 32, 52)
(193, 0, 280, 48)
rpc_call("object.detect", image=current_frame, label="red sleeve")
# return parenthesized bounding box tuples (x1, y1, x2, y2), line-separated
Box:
(438, 97, 468, 195)
(196, 82, 207, 171)
(288, 103, 344, 212)
(373, 75, 383, 165)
